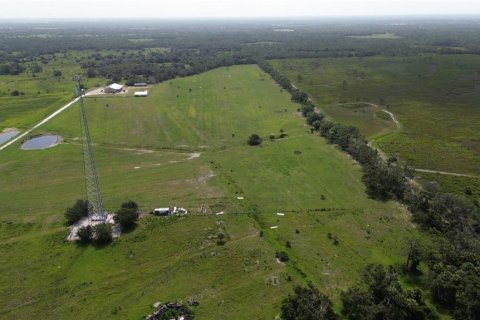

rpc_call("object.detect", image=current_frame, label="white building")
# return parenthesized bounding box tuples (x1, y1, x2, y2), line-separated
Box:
(104, 83, 124, 93)
(134, 90, 148, 97)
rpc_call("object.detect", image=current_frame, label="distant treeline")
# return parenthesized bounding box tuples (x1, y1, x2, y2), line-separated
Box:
(79, 50, 254, 84)
(2, 18, 480, 79)
(259, 60, 480, 320)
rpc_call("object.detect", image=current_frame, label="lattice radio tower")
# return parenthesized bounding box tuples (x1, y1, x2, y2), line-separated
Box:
(74, 75, 106, 221)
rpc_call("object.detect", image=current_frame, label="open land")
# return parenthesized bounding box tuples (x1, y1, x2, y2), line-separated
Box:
(272, 55, 480, 196)
(0, 65, 433, 319)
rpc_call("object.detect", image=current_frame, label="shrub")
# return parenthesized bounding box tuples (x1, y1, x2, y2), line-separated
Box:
(281, 282, 337, 320)
(276, 251, 289, 262)
(114, 207, 139, 230)
(65, 199, 89, 225)
(94, 223, 113, 245)
(77, 225, 93, 243)
(121, 200, 139, 210)
(247, 134, 262, 146)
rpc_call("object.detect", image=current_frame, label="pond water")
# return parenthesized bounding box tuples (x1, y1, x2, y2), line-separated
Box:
(21, 135, 60, 150)
(0, 130, 19, 145)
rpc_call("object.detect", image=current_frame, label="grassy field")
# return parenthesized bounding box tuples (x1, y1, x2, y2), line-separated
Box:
(272, 55, 480, 195)
(0, 52, 106, 132)
(0, 65, 433, 319)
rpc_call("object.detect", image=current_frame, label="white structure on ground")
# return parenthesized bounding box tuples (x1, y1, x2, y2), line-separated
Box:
(134, 90, 148, 97)
(153, 206, 187, 216)
(104, 83, 124, 93)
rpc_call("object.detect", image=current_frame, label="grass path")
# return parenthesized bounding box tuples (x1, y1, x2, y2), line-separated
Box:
(325, 102, 480, 178)
(414, 168, 480, 178)
(325, 101, 401, 129)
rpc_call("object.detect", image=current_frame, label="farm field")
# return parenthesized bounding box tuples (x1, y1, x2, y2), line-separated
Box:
(272, 56, 480, 196)
(0, 65, 433, 319)
(0, 52, 105, 131)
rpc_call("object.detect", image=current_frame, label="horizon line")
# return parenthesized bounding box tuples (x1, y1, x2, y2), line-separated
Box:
(1, 14, 480, 21)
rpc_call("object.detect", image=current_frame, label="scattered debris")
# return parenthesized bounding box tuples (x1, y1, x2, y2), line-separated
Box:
(270, 226, 278, 229)
(187, 298, 199, 306)
(237, 196, 244, 200)
(216, 211, 224, 215)
(276, 212, 285, 216)
(198, 205, 209, 214)
(267, 275, 281, 286)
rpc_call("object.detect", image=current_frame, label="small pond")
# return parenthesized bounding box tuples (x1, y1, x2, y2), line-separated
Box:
(21, 135, 61, 150)
(0, 130, 20, 145)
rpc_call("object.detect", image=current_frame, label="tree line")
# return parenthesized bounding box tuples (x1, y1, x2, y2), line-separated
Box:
(3, 18, 480, 84)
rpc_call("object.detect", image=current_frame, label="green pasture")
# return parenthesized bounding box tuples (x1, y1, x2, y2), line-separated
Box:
(272, 55, 480, 194)
(0, 65, 433, 319)
(0, 52, 105, 131)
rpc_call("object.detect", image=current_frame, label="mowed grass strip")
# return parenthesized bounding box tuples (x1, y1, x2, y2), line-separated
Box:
(0, 65, 432, 319)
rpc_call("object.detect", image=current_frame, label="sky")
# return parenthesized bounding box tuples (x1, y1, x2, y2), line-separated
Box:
(0, 0, 479, 19)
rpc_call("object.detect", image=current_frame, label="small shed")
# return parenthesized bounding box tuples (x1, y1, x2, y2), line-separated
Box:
(134, 90, 148, 97)
(104, 83, 123, 93)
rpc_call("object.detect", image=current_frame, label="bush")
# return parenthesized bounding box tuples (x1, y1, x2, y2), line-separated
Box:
(53, 69, 62, 77)
(65, 199, 89, 225)
(306, 112, 325, 125)
(276, 251, 289, 262)
(121, 200, 139, 210)
(281, 282, 338, 320)
(114, 207, 139, 230)
(247, 134, 262, 146)
(216, 233, 226, 246)
(341, 264, 436, 320)
(77, 225, 93, 243)
(216, 233, 226, 245)
(94, 223, 113, 245)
